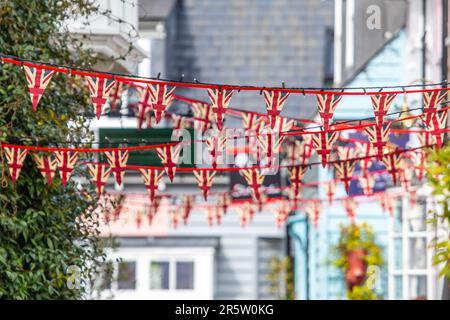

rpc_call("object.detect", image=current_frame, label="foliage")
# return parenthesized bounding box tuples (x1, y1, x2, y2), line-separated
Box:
(426, 146, 450, 279)
(267, 256, 295, 300)
(333, 222, 384, 300)
(0, 0, 126, 299)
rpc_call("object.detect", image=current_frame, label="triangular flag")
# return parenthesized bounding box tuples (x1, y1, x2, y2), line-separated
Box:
(139, 168, 164, 203)
(312, 131, 338, 167)
(379, 193, 395, 217)
(194, 170, 216, 200)
(156, 144, 182, 182)
(364, 123, 392, 160)
(382, 151, 403, 185)
(242, 112, 264, 133)
(410, 150, 427, 181)
(236, 202, 254, 228)
(109, 81, 126, 111)
(333, 147, 357, 193)
(426, 110, 447, 147)
(147, 196, 162, 224)
(192, 102, 213, 133)
(33, 153, 58, 185)
(135, 86, 153, 129)
(54, 151, 78, 186)
(181, 195, 195, 225)
(204, 207, 217, 226)
(86, 76, 116, 119)
(359, 175, 375, 196)
(371, 94, 397, 127)
(3, 146, 28, 183)
(343, 198, 357, 223)
(105, 150, 129, 186)
(274, 201, 291, 228)
(263, 90, 289, 129)
(422, 90, 447, 126)
(23, 65, 54, 111)
(399, 165, 413, 192)
(325, 181, 336, 204)
(287, 166, 307, 201)
(148, 83, 176, 123)
(207, 88, 233, 131)
(242, 169, 265, 202)
(305, 200, 322, 228)
(355, 141, 375, 175)
(205, 134, 227, 169)
(316, 94, 342, 132)
(170, 210, 180, 229)
(217, 193, 231, 216)
(87, 163, 111, 194)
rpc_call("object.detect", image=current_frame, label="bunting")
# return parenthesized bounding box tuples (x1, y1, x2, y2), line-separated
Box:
(343, 198, 357, 223)
(371, 94, 397, 127)
(170, 210, 180, 229)
(23, 65, 54, 111)
(324, 181, 336, 204)
(333, 147, 357, 193)
(399, 164, 413, 192)
(105, 150, 129, 186)
(109, 81, 126, 111)
(425, 110, 448, 147)
(33, 153, 58, 185)
(287, 166, 307, 201)
(148, 83, 176, 123)
(305, 200, 322, 228)
(359, 175, 375, 196)
(299, 135, 315, 166)
(87, 163, 112, 194)
(316, 94, 342, 131)
(194, 170, 216, 200)
(355, 141, 374, 176)
(364, 123, 392, 160)
(217, 193, 231, 216)
(242, 169, 265, 202)
(422, 90, 447, 126)
(205, 134, 227, 169)
(382, 152, 403, 185)
(3, 146, 28, 183)
(378, 192, 395, 217)
(236, 202, 254, 228)
(192, 102, 213, 133)
(135, 86, 153, 129)
(207, 89, 234, 131)
(263, 90, 289, 129)
(86, 76, 116, 119)
(54, 151, 78, 186)
(312, 131, 339, 167)
(156, 145, 182, 182)
(181, 195, 195, 225)
(258, 128, 283, 167)
(410, 150, 427, 181)
(139, 168, 164, 203)
(147, 195, 162, 224)
(274, 201, 291, 228)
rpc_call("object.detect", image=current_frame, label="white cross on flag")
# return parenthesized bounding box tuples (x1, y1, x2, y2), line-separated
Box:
(148, 83, 176, 123)
(87, 163, 112, 194)
(194, 170, 216, 200)
(33, 153, 58, 185)
(263, 90, 290, 129)
(23, 65, 55, 111)
(3, 146, 28, 183)
(207, 89, 234, 131)
(316, 94, 342, 132)
(139, 168, 164, 203)
(422, 90, 447, 126)
(86, 76, 116, 119)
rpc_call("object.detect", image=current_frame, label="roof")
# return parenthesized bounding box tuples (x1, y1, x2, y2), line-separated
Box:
(138, 0, 176, 21)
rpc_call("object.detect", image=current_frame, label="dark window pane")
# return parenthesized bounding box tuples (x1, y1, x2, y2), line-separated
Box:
(100, 261, 114, 290)
(150, 261, 170, 289)
(176, 261, 194, 290)
(118, 261, 136, 290)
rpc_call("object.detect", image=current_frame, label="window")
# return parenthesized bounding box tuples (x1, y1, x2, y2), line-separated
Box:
(118, 261, 136, 290)
(150, 261, 170, 290)
(176, 261, 194, 290)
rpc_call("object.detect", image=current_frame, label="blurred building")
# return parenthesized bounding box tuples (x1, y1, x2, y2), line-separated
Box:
(92, 0, 335, 300)
(290, 0, 448, 300)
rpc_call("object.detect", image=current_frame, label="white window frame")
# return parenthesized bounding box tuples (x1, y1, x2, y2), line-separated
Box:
(102, 246, 215, 300)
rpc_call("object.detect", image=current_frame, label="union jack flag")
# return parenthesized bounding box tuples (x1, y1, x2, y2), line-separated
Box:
(54, 151, 78, 186)
(156, 144, 182, 182)
(325, 181, 336, 204)
(272, 117, 294, 134)
(33, 153, 58, 185)
(207, 89, 234, 131)
(410, 150, 426, 181)
(364, 123, 392, 160)
(242, 112, 264, 133)
(172, 114, 187, 130)
(135, 86, 153, 129)
(316, 94, 342, 132)
(86, 76, 116, 119)
(286, 139, 302, 166)
(299, 135, 315, 166)
(204, 207, 220, 226)
(23, 65, 54, 111)
(205, 134, 227, 169)
(181, 195, 195, 225)
(87, 163, 112, 194)
(194, 170, 216, 200)
(236, 202, 254, 228)
(305, 200, 322, 228)
(359, 175, 375, 196)
(109, 82, 127, 111)
(382, 152, 403, 185)
(422, 90, 447, 126)
(343, 198, 357, 223)
(263, 90, 290, 129)
(355, 141, 375, 175)
(242, 169, 265, 202)
(148, 83, 176, 123)
(333, 147, 357, 194)
(139, 168, 164, 203)
(378, 192, 395, 217)
(312, 131, 338, 167)
(257, 128, 284, 167)
(288, 166, 307, 201)
(105, 150, 129, 186)
(135, 210, 144, 229)
(217, 193, 231, 216)
(417, 131, 437, 148)
(147, 195, 162, 224)
(399, 164, 413, 192)
(170, 210, 180, 229)
(371, 94, 397, 127)
(3, 146, 28, 183)
(192, 102, 213, 133)
(425, 110, 447, 147)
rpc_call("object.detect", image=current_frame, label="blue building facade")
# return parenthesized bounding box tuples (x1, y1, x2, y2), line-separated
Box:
(290, 31, 407, 300)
